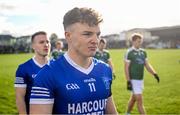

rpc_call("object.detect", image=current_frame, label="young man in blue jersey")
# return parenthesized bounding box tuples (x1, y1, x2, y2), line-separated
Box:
(124, 33, 160, 114)
(14, 31, 51, 114)
(30, 7, 118, 114)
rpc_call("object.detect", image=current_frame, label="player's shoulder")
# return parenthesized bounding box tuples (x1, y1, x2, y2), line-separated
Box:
(16, 58, 33, 74)
(35, 56, 65, 80)
(139, 48, 147, 54)
(126, 47, 134, 54)
(52, 49, 58, 52)
(18, 58, 33, 68)
(34, 63, 53, 80)
(139, 48, 146, 51)
(47, 55, 65, 71)
(93, 58, 112, 79)
(103, 49, 109, 53)
(93, 58, 110, 68)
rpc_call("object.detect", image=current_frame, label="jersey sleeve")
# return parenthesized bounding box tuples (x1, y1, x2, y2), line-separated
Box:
(30, 66, 55, 104)
(103, 64, 113, 97)
(107, 67, 113, 97)
(14, 65, 27, 88)
(124, 50, 131, 63)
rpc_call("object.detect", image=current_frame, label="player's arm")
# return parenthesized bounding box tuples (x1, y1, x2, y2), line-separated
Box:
(107, 52, 116, 79)
(144, 60, 156, 75)
(15, 87, 27, 114)
(107, 52, 113, 72)
(108, 59, 116, 79)
(107, 58, 114, 72)
(15, 66, 28, 114)
(145, 60, 160, 83)
(124, 61, 133, 90)
(105, 96, 118, 114)
(107, 58, 115, 74)
(30, 104, 53, 114)
(30, 85, 54, 113)
(30, 67, 54, 114)
(124, 61, 130, 81)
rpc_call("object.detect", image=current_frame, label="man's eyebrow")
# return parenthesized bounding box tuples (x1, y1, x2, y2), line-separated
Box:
(83, 31, 93, 33)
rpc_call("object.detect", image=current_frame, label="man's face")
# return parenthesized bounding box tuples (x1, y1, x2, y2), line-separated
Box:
(133, 38, 143, 48)
(98, 42, 106, 51)
(56, 42, 63, 50)
(32, 34, 51, 57)
(65, 23, 100, 57)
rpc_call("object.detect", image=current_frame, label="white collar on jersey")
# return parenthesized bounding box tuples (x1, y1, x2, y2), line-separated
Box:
(32, 56, 47, 68)
(64, 52, 94, 75)
(132, 46, 141, 51)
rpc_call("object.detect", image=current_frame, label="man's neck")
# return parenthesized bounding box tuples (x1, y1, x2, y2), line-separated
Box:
(99, 48, 104, 51)
(67, 51, 92, 69)
(133, 46, 140, 49)
(34, 55, 49, 65)
(57, 48, 62, 52)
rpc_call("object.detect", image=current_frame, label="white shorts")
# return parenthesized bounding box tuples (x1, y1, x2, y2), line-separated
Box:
(131, 80, 144, 94)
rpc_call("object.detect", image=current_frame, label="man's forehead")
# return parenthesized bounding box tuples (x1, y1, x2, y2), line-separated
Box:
(71, 23, 100, 31)
(33, 35, 49, 41)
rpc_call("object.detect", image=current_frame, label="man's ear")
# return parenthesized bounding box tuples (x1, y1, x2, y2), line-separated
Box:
(31, 43, 35, 50)
(65, 31, 71, 42)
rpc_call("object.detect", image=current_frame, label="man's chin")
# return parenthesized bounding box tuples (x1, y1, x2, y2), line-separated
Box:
(89, 52, 96, 57)
(42, 54, 48, 57)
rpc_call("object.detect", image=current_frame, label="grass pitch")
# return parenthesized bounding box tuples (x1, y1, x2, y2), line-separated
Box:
(0, 49, 180, 114)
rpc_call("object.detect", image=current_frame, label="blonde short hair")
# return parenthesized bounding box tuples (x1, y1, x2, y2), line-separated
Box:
(131, 33, 143, 41)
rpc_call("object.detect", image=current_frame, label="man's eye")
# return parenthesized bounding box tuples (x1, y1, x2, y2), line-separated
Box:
(83, 33, 91, 36)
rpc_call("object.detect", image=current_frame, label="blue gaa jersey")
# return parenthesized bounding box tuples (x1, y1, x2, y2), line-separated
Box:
(30, 53, 113, 114)
(14, 57, 50, 113)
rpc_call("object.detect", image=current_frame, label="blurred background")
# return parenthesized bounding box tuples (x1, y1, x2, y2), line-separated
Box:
(0, 0, 180, 114)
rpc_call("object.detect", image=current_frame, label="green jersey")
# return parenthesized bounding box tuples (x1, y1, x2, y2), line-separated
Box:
(94, 49, 110, 63)
(51, 49, 64, 60)
(125, 47, 147, 80)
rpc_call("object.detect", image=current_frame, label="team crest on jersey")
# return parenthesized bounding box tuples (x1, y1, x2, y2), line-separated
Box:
(32, 74, 37, 78)
(102, 77, 110, 89)
(134, 52, 137, 55)
(136, 58, 145, 64)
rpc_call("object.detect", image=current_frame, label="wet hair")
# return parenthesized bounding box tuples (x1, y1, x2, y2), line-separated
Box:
(131, 33, 143, 41)
(31, 31, 47, 42)
(63, 7, 103, 30)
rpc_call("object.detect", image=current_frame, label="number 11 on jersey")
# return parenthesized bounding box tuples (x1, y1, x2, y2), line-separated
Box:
(88, 83, 96, 92)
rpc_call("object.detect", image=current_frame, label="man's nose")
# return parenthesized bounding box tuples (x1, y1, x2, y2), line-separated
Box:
(45, 42, 49, 47)
(92, 34, 99, 43)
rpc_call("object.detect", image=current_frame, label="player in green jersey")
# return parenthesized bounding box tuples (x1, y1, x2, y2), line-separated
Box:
(124, 33, 160, 114)
(94, 38, 116, 79)
(51, 40, 64, 60)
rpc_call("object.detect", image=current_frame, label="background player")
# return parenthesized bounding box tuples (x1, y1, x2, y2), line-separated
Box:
(51, 40, 64, 60)
(124, 33, 160, 114)
(14, 31, 51, 114)
(30, 7, 118, 114)
(94, 38, 116, 79)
